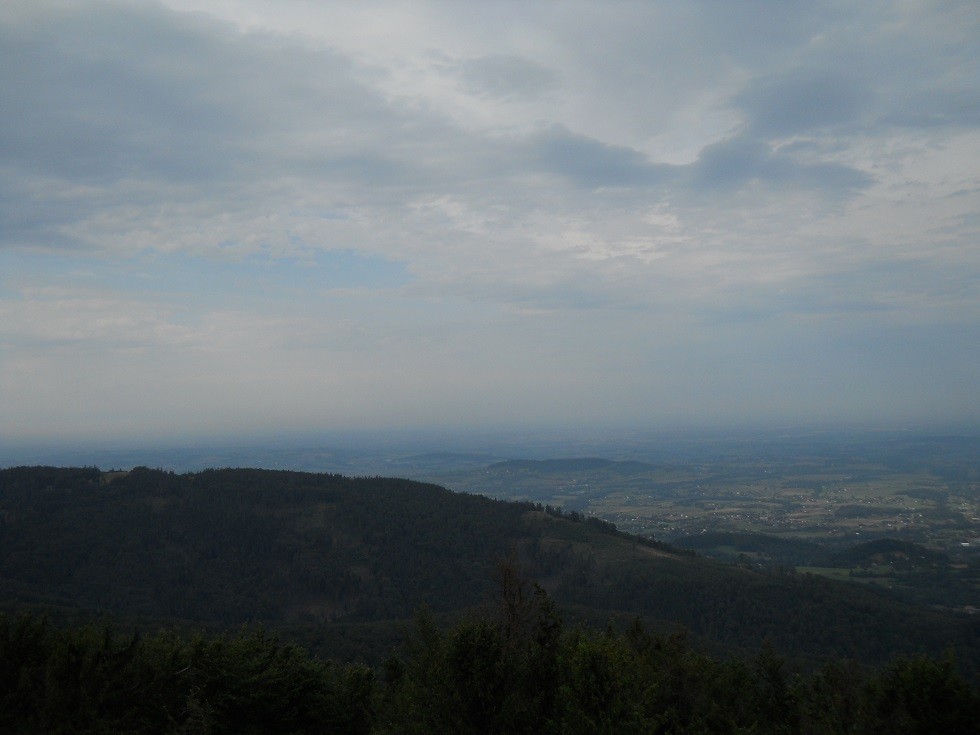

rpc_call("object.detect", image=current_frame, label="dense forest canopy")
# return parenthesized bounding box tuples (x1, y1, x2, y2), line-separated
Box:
(1, 465, 977, 675)
(2, 590, 978, 733)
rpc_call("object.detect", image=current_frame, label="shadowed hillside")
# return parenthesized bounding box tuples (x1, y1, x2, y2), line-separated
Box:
(1, 466, 978, 673)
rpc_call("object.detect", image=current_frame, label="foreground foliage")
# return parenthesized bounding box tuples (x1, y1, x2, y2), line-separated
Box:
(2, 598, 977, 734)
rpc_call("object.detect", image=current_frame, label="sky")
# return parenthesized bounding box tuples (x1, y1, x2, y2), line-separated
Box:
(1, 0, 979, 447)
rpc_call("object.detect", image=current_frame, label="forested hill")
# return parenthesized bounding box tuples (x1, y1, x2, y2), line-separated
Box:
(1, 466, 978, 672)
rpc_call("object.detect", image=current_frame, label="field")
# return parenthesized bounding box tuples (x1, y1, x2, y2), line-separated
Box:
(399, 432, 980, 611)
(5, 430, 977, 611)
(419, 449, 978, 549)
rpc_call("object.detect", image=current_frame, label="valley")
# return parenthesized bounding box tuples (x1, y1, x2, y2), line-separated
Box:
(398, 432, 980, 611)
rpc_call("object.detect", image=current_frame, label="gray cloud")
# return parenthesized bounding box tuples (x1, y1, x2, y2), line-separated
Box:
(689, 134, 874, 192)
(528, 125, 673, 188)
(0, 0, 977, 439)
(0, 1, 445, 253)
(885, 87, 980, 129)
(736, 70, 868, 136)
(0, 2, 249, 183)
(456, 54, 558, 100)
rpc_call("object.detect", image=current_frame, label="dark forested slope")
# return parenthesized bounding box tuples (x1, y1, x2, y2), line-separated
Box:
(0, 466, 521, 624)
(1, 466, 977, 672)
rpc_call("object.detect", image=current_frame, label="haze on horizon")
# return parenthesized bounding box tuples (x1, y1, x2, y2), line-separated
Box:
(1, 1, 978, 447)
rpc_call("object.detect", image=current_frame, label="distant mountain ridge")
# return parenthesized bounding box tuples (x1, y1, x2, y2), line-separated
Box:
(488, 457, 654, 474)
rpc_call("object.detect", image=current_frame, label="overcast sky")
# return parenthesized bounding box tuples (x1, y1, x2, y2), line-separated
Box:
(1, 0, 978, 446)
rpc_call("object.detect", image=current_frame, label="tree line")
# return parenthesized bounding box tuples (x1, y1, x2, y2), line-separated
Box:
(2, 465, 980, 675)
(2, 595, 978, 734)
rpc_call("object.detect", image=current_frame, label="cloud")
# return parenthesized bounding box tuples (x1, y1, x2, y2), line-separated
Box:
(0, 0, 978, 440)
(736, 71, 868, 137)
(455, 54, 558, 100)
(0, 0, 425, 255)
(0, 287, 194, 349)
(885, 87, 980, 129)
(689, 134, 874, 192)
(527, 125, 674, 189)
(0, 2, 248, 184)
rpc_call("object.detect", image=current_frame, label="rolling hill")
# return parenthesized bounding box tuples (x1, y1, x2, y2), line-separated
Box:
(1, 465, 977, 672)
